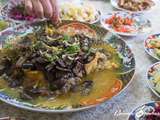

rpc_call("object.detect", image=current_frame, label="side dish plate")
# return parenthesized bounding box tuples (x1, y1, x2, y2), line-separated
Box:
(144, 34, 160, 61)
(147, 62, 160, 98)
(110, 0, 156, 14)
(100, 11, 151, 36)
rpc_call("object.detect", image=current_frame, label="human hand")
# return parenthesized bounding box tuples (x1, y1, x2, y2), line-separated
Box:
(24, 0, 59, 23)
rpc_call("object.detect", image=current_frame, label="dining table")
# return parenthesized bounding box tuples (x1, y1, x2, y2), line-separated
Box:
(0, 0, 160, 120)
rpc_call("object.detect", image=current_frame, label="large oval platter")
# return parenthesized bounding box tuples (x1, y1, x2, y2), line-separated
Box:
(0, 20, 135, 113)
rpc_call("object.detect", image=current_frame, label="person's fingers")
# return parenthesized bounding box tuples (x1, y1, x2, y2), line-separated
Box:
(50, 0, 60, 23)
(24, 0, 33, 15)
(40, 0, 53, 18)
(31, 0, 44, 18)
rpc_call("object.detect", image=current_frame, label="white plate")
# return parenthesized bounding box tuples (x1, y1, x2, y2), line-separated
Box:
(100, 11, 151, 36)
(144, 34, 160, 61)
(110, 0, 156, 14)
(59, 2, 101, 24)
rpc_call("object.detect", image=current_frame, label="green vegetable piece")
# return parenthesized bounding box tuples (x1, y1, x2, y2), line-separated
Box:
(0, 20, 8, 31)
(155, 82, 160, 94)
(65, 45, 80, 54)
(63, 35, 70, 41)
(33, 41, 43, 50)
(3, 43, 12, 49)
(155, 49, 160, 58)
(45, 53, 58, 62)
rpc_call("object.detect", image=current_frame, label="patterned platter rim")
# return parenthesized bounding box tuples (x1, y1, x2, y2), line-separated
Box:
(0, 20, 136, 113)
(146, 62, 160, 98)
(128, 101, 160, 120)
(110, 0, 156, 14)
(144, 33, 160, 61)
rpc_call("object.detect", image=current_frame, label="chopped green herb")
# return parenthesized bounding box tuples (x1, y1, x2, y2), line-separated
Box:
(44, 53, 59, 62)
(65, 45, 80, 54)
(3, 43, 12, 49)
(63, 35, 70, 41)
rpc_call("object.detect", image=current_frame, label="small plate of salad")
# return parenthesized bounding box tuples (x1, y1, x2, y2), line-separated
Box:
(147, 62, 160, 98)
(1, 0, 45, 23)
(100, 11, 151, 36)
(145, 34, 160, 61)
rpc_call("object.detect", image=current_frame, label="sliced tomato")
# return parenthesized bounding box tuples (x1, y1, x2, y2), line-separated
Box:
(124, 17, 134, 25)
(58, 22, 97, 38)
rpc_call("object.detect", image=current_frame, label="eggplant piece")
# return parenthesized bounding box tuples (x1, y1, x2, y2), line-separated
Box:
(53, 77, 67, 90)
(57, 59, 67, 68)
(8, 69, 24, 88)
(22, 88, 52, 99)
(34, 57, 48, 64)
(72, 61, 85, 78)
(62, 83, 72, 93)
(16, 57, 27, 68)
(0, 65, 5, 75)
(62, 55, 74, 66)
(81, 80, 93, 96)
(9, 79, 22, 88)
(82, 51, 96, 64)
(20, 92, 33, 100)
(55, 59, 71, 72)
(4, 72, 24, 88)
(45, 63, 56, 72)
(0, 57, 13, 76)
(55, 66, 71, 72)
(55, 71, 73, 80)
(62, 77, 82, 93)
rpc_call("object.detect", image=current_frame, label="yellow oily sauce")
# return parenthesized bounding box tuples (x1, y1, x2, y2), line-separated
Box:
(0, 44, 122, 109)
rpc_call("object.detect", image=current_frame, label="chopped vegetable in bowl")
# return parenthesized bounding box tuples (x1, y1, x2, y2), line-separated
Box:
(8, 4, 36, 21)
(145, 34, 160, 60)
(148, 38, 160, 58)
(1, 2, 37, 22)
(105, 14, 136, 33)
(147, 62, 160, 97)
(101, 11, 151, 36)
